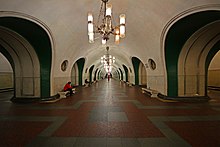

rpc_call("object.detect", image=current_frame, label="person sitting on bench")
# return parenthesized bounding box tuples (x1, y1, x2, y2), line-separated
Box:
(64, 81, 73, 96)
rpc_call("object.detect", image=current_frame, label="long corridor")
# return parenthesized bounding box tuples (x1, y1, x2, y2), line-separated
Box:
(1, 79, 220, 146)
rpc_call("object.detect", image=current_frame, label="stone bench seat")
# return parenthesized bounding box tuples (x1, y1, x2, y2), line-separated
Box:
(141, 88, 158, 97)
(58, 88, 76, 98)
(85, 83, 90, 87)
(126, 82, 132, 87)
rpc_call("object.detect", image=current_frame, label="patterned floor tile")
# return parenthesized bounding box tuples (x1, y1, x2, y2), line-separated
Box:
(0, 79, 220, 146)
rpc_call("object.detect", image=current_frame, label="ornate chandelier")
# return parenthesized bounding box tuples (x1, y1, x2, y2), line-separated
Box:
(88, 0, 126, 45)
(101, 46, 115, 72)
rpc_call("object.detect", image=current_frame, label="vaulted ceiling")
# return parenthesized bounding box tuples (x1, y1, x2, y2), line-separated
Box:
(0, 0, 220, 75)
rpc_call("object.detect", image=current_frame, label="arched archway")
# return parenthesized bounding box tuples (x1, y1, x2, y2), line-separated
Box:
(76, 58, 85, 86)
(0, 27, 41, 98)
(178, 21, 220, 97)
(139, 61, 147, 86)
(97, 70, 102, 80)
(132, 57, 140, 85)
(119, 68, 123, 81)
(165, 10, 220, 99)
(131, 57, 147, 86)
(94, 68, 99, 81)
(122, 65, 128, 82)
(208, 51, 220, 91)
(89, 65, 95, 83)
(71, 62, 79, 86)
(0, 51, 14, 93)
(0, 15, 53, 100)
(116, 70, 120, 80)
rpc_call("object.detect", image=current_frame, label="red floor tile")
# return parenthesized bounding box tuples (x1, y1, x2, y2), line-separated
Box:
(107, 122, 124, 137)
(80, 122, 107, 137)
(166, 121, 220, 146)
(126, 112, 149, 122)
(0, 121, 51, 146)
(121, 103, 140, 113)
(53, 121, 84, 137)
(78, 102, 95, 112)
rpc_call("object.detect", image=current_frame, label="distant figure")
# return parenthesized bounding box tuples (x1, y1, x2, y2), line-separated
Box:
(64, 81, 73, 96)
(108, 75, 110, 81)
(107, 73, 111, 81)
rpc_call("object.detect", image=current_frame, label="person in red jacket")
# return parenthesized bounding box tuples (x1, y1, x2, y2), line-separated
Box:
(64, 81, 73, 96)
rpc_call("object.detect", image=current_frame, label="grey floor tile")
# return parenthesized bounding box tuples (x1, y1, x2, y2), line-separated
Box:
(89, 112, 108, 122)
(121, 138, 141, 147)
(138, 138, 183, 147)
(74, 137, 107, 147)
(107, 106, 122, 112)
(84, 138, 107, 147)
(107, 138, 122, 147)
(27, 137, 77, 147)
(108, 112, 128, 122)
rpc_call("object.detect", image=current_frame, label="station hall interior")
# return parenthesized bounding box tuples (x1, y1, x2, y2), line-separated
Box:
(0, 0, 220, 146)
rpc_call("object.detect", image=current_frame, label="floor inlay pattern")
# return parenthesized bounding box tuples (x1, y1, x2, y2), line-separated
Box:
(0, 79, 220, 146)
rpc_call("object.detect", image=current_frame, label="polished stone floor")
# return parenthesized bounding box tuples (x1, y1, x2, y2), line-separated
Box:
(0, 79, 220, 146)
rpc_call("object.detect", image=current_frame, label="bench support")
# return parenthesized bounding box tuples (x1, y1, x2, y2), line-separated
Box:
(58, 88, 76, 98)
(58, 91, 69, 98)
(141, 88, 158, 98)
(126, 82, 132, 87)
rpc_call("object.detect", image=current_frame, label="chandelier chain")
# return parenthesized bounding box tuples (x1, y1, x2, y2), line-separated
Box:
(97, 1, 104, 28)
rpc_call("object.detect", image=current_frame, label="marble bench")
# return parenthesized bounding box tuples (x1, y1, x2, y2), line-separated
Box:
(141, 88, 158, 98)
(58, 88, 76, 98)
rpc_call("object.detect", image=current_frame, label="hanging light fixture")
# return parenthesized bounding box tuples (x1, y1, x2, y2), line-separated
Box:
(88, 0, 126, 45)
(101, 46, 115, 72)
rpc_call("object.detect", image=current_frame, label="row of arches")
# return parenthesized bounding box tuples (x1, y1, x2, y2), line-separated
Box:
(70, 57, 147, 88)
(0, 9, 220, 101)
